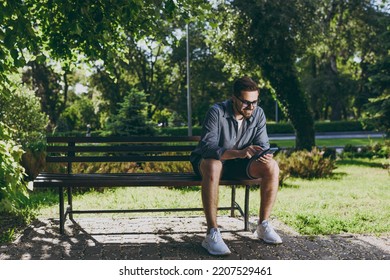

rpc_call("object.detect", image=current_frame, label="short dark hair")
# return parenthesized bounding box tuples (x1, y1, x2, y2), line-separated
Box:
(233, 76, 259, 97)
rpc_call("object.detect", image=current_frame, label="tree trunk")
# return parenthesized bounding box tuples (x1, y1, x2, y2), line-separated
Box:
(263, 63, 315, 150)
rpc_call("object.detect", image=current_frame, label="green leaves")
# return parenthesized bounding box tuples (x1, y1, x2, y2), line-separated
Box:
(0, 122, 29, 215)
(276, 148, 337, 183)
(105, 89, 156, 136)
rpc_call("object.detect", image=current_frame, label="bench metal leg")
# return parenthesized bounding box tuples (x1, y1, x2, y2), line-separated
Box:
(230, 185, 236, 217)
(59, 186, 65, 234)
(67, 186, 73, 219)
(244, 185, 250, 231)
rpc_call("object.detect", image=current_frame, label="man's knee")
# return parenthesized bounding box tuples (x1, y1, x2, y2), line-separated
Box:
(250, 158, 279, 179)
(268, 159, 279, 176)
(200, 159, 223, 181)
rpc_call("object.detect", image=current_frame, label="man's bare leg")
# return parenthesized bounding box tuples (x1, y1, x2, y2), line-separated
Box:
(199, 159, 223, 233)
(248, 158, 282, 244)
(199, 158, 231, 255)
(248, 159, 280, 222)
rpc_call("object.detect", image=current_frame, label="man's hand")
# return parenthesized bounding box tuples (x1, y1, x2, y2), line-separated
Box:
(240, 145, 262, 159)
(256, 153, 273, 164)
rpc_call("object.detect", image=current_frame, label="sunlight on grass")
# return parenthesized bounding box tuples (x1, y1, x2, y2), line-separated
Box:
(271, 158, 389, 235)
(37, 158, 389, 235)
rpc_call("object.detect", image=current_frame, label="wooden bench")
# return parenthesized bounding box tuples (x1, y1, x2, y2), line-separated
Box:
(33, 136, 262, 234)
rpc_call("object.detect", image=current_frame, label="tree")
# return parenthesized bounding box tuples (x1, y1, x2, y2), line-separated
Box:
(0, 0, 210, 90)
(169, 22, 232, 125)
(363, 33, 390, 134)
(215, 0, 316, 150)
(22, 61, 68, 130)
(105, 89, 156, 136)
(300, 0, 390, 121)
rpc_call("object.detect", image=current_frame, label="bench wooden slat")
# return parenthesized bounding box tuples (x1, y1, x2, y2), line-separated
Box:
(46, 155, 191, 163)
(34, 172, 262, 187)
(47, 145, 196, 153)
(46, 136, 201, 143)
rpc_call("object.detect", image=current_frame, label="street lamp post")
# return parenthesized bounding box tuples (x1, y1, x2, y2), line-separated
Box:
(186, 23, 192, 136)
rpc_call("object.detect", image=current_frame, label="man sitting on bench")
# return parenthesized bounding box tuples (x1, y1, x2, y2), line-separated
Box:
(190, 76, 282, 256)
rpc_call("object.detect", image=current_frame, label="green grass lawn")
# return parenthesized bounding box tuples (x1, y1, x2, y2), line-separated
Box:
(271, 158, 389, 235)
(36, 157, 389, 236)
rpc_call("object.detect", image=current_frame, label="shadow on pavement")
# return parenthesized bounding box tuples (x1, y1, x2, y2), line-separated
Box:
(0, 217, 389, 260)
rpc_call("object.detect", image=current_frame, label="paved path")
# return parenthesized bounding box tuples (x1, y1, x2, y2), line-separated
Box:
(1, 216, 389, 260)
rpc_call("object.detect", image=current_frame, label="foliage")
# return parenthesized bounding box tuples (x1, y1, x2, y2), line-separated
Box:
(170, 23, 233, 125)
(213, 0, 316, 150)
(0, 75, 48, 150)
(1, 0, 389, 147)
(104, 89, 156, 136)
(0, 123, 32, 218)
(300, 62, 359, 120)
(276, 148, 337, 185)
(363, 43, 390, 134)
(363, 92, 390, 135)
(0, 0, 40, 90)
(57, 93, 99, 132)
(22, 61, 66, 130)
(341, 140, 390, 159)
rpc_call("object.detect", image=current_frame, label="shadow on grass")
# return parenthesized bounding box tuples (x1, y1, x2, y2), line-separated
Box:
(280, 171, 348, 188)
(280, 183, 300, 189)
(327, 171, 348, 180)
(337, 159, 385, 168)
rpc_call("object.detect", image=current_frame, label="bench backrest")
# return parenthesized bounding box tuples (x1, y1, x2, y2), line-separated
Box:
(46, 136, 201, 173)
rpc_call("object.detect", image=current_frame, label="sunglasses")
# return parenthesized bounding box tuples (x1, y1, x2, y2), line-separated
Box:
(235, 95, 259, 109)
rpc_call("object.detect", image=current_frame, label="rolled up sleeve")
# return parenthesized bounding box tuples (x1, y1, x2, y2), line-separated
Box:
(198, 106, 226, 160)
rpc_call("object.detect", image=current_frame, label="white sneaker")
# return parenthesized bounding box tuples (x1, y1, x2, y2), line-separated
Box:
(255, 220, 283, 244)
(202, 228, 231, 255)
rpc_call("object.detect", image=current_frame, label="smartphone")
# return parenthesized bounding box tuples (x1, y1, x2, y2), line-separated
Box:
(252, 147, 279, 160)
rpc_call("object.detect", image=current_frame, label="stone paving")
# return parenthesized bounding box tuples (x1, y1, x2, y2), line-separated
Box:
(0, 216, 389, 260)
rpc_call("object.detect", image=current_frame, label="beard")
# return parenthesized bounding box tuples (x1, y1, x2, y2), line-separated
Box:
(233, 99, 255, 119)
(240, 108, 254, 119)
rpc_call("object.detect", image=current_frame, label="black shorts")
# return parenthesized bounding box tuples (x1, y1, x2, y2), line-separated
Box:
(191, 158, 255, 180)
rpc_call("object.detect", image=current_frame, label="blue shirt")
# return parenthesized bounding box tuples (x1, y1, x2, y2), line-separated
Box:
(190, 99, 270, 164)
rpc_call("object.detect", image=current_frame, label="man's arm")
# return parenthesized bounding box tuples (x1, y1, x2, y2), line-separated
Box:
(252, 108, 270, 149)
(198, 106, 227, 160)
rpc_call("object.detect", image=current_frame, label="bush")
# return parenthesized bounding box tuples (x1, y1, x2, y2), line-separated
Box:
(0, 78, 48, 150)
(0, 123, 30, 214)
(56, 94, 100, 132)
(341, 140, 390, 159)
(0, 123, 35, 244)
(276, 148, 337, 185)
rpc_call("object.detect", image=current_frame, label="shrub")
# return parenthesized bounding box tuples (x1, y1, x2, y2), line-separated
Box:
(0, 123, 35, 243)
(0, 78, 48, 150)
(341, 140, 390, 159)
(275, 148, 337, 185)
(0, 123, 30, 214)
